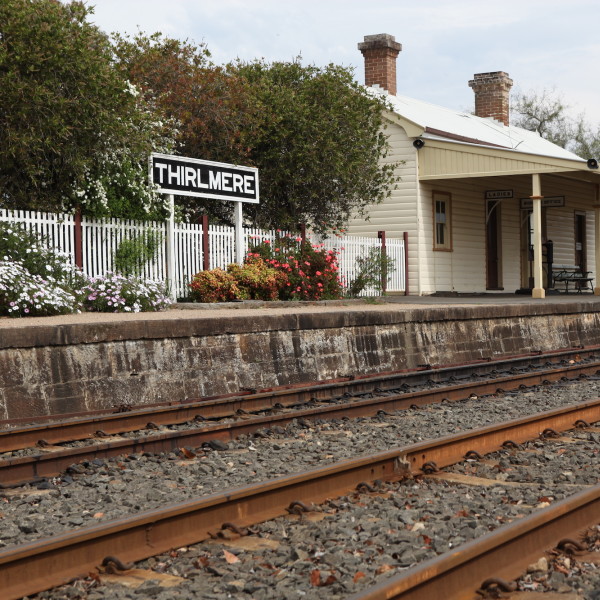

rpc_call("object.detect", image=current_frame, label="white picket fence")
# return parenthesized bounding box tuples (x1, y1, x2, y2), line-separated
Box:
(1, 209, 405, 298)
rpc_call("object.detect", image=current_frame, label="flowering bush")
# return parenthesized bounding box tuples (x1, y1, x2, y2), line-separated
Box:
(81, 273, 171, 313)
(189, 269, 244, 303)
(0, 261, 81, 317)
(248, 235, 344, 300)
(227, 258, 288, 300)
(0, 222, 81, 285)
(0, 222, 171, 317)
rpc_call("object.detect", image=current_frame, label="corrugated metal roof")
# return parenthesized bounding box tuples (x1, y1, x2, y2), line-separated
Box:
(376, 88, 586, 164)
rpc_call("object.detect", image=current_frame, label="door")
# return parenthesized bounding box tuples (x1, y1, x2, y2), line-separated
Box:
(486, 200, 501, 289)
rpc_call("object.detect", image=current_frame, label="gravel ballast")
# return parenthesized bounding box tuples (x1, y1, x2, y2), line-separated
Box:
(3, 378, 599, 599)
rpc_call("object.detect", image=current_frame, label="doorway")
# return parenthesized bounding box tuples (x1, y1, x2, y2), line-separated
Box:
(520, 208, 548, 289)
(486, 200, 502, 289)
(575, 212, 586, 271)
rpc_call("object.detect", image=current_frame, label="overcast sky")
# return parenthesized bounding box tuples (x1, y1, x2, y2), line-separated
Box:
(87, 0, 600, 126)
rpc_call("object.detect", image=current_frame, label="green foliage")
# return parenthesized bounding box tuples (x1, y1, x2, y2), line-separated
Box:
(227, 259, 288, 301)
(189, 269, 244, 303)
(0, 0, 173, 218)
(226, 60, 398, 233)
(347, 247, 396, 297)
(113, 230, 163, 277)
(248, 235, 344, 300)
(512, 88, 600, 159)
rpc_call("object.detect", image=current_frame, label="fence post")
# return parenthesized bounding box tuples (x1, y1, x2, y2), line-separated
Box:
(299, 223, 307, 245)
(377, 230, 387, 294)
(74, 208, 83, 269)
(165, 194, 177, 301)
(201, 215, 210, 271)
(234, 201, 244, 265)
(403, 231, 409, 296)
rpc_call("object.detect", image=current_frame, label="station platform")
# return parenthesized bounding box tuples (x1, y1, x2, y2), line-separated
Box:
(1, 294, 600, 420)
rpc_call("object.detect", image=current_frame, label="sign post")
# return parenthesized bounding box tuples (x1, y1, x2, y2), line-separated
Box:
(149, 153, 259, 298)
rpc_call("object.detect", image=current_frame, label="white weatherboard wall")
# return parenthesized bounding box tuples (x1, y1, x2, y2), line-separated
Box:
(346, 120, 419, 293)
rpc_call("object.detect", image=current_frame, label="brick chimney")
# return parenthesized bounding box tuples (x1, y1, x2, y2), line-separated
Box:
(358, 34, 402, 96)
(468, 71, 513, 126)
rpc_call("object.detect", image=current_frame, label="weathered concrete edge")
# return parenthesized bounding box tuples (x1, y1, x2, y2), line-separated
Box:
(1, 301, 599, 350)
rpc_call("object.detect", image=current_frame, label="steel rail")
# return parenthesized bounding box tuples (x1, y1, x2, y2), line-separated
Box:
(2, 365, 600, 487)
(1, 346, 598, 453)
(346, 485, 600, 600)
(0, 400, 599, 599)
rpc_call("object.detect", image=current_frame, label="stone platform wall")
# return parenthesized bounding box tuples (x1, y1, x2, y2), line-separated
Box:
(1, 302, 600, 420)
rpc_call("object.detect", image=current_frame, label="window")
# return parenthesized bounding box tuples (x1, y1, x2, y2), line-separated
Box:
(433, 191, 452, 250)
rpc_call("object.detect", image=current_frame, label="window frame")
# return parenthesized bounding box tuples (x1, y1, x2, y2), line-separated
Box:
(432, 191, 452, 251)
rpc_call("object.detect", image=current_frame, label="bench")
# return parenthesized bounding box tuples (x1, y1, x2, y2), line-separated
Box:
(551, 264, 594, 293)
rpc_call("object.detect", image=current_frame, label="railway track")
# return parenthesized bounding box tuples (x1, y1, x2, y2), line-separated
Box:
(1, 349, 600, 487)
(2, 398, 599, 600)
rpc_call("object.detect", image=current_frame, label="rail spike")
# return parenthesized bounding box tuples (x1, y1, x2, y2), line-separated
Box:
(101, 556, 133, 574)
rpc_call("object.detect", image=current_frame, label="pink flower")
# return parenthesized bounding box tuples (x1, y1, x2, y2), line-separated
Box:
(304, 261, 310, 266)
(316, 270, 322, 276)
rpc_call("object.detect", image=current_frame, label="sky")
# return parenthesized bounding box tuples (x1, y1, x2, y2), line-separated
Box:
(86, 0, 600, 126)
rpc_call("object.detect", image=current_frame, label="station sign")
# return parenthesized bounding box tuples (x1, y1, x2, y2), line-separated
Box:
(485, 190, 513, 199)
(520, 196, 565, 209)
(149, 153, 259, 204)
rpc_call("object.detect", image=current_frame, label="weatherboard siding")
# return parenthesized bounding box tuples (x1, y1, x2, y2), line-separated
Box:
(346, 122, 419, 293)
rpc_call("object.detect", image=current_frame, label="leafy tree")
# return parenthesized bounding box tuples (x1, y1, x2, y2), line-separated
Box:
(229, 59, 398, 233)
(512, 88, 600, 159)
(0, 0, 171, 218)
(114, 39, 397, 232)
(112, 34, 255, 171)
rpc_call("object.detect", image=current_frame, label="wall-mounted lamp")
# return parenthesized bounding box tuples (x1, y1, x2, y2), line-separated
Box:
(587, 158, 598, 169)
(413, 139, 425, 149)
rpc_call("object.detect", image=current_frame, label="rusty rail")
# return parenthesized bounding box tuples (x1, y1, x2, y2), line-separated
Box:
(1, 400, 599, 599)
(2, 363, 600, 487)
(347, 485, 600, 600)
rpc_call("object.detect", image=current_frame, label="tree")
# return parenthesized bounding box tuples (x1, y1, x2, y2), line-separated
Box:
(229, 59, 398, 233)
(113, 34, 255, 169)
(512, 88, 600, 159)
(114, 39, 398, 232)
(0, 0, 171, 218)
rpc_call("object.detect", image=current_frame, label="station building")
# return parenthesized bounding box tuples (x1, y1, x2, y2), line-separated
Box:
(347, 34, 600, 298)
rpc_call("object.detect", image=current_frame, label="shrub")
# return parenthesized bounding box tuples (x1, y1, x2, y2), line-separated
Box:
(81, 272, 171, 313)
(189, 268, 244, 303)
(248, 235, 344, 300)
(113, 229, 163, 277)
(0, 260, 81, 317)
(0, 222, 80, 284)
(0, 222, 85, 317)
(347, 247, 396, 297)
(227, 258, 288, 300)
